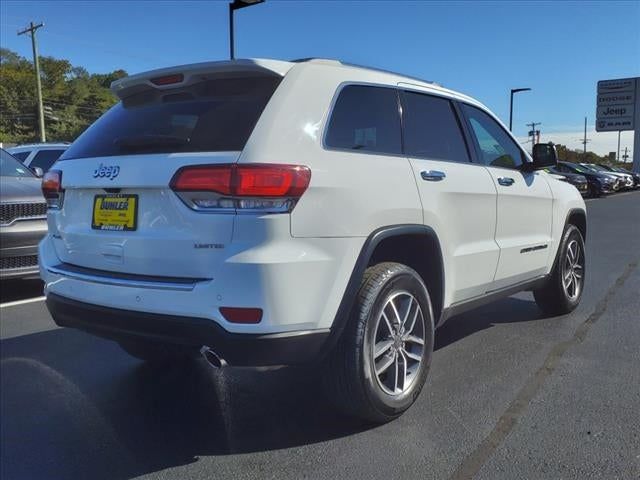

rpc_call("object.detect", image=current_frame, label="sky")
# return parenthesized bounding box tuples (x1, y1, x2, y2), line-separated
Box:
(1, 0, 639, 157)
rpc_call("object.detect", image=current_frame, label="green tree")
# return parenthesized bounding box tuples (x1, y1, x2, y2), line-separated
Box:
(0, 48, 127, 144)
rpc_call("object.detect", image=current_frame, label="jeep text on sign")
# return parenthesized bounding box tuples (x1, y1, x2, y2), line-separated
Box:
(597, 104, 634, 118)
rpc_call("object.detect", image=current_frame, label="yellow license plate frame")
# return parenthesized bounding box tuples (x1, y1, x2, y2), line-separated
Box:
(92, 194, 138, 231)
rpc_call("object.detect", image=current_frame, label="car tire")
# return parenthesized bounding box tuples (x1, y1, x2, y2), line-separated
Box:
(533, 224, 586, 316)
(118, 338, 195, 366)
(323, 262, 435, 423)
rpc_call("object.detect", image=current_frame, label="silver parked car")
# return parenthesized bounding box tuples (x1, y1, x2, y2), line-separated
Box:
(7, 142, 69, 174)
(0, 149, 48, 279)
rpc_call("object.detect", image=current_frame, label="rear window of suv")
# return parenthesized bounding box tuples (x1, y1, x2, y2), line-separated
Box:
(325, 85, 402, 155)
(60, 76, 282, 160)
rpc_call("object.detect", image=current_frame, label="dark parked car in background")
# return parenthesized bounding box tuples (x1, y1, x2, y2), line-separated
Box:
(556, 161, 618, 197)
(581, 163, 634, 190)
(597, 164, 640, 188)
(545, 166, 589, 196)
(0, 149, 48, 279)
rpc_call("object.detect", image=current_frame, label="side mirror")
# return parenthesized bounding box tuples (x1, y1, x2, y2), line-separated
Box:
(31, 166, 44, 178)
(527, 143, 558, 171)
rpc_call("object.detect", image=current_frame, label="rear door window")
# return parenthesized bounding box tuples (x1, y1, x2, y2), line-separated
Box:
(325, 85, 402, 155)
(401, 90, 470, 162)
(30, 149, 65, 171)
(60, 76, 282, 160)
(11, 151, 30, 162)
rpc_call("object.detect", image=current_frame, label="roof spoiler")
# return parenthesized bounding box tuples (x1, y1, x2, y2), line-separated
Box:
(110, 58, 294, 100)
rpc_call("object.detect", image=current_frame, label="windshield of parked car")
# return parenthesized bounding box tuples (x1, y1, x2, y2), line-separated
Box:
(0, 149, 35, 177)
(563, 163, 589, 174)
(584, 164, 607, 172)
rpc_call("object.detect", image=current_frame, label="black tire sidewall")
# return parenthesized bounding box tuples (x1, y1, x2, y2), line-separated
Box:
(360, 268, 434, 417)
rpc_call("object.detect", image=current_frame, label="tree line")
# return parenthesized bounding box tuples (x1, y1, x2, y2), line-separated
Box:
(0, 48, 125, 144)
(0, 48, 626, 167)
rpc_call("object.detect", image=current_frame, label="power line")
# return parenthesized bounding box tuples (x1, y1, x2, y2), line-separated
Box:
(11, 97, 109, 112)
(44, 99, 106, 112)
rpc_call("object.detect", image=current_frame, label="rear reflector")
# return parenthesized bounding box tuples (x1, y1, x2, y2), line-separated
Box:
(150, 73, 184, 86)
(42, 170, 64, 209)
(220, 307, 263, 324)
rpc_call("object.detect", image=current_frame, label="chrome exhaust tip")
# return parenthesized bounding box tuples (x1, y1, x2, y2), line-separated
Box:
(200, 346, 224, 369)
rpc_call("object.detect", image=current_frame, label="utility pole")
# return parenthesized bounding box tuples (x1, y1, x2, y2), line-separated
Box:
(617, 130, 621, 162)
(18, 22, 46, 142)
(622, 147, 630, 163)
(526, 121, 541, 150)
(579, 116, 591, 160)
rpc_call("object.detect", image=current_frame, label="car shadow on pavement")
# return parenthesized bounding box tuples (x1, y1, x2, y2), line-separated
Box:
(0, 328, 370, 480)
(0, 279, 44, 304)
(1, 295, 547, 480)
(435, 296, 545, 351)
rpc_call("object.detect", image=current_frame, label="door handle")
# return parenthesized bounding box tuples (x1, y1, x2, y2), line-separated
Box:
(498, 177, 515, 186)
(421, 170, 446, 182)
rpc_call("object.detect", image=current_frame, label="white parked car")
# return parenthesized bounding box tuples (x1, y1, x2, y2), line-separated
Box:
(7, 143, 69, 174)
(39, 59, 586, 422)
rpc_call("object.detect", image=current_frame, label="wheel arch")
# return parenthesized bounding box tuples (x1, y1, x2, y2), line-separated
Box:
(321, 224, 445, 359)
(548, 207, 587, 274)
(566, 208, 587, 242)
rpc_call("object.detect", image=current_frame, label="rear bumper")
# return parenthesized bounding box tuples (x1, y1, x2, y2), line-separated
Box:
(46, 293, 330, 366)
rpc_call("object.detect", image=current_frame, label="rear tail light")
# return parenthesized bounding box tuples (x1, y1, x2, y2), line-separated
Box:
(42, 170, 64, 209)
(170, 164, 311, 213)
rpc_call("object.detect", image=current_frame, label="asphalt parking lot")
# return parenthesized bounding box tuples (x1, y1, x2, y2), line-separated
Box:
(1, 191, 639, 480)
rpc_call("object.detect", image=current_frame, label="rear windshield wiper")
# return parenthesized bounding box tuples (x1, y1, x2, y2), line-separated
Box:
(113, 134, 190, 151)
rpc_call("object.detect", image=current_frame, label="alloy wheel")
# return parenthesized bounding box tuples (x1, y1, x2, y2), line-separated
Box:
(562, 239, 584, 301)
(372, 291, 425, 396)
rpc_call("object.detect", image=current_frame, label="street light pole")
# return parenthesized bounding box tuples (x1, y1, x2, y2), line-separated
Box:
(228, 0, 265, 60)
(509, 88, 531, 131)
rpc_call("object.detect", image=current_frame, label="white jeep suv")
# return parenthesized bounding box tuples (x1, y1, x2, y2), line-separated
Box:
(39, 58, 586, 422)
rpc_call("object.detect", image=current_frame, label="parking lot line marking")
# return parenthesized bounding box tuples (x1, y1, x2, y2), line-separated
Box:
(0, 296, 46, 309)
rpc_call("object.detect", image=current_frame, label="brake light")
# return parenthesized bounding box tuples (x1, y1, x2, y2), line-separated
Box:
(150, 73, 184, 86)
(170, 164, 311, 213)
(42, 170, 64, 209)
(172, 166, 233, 195)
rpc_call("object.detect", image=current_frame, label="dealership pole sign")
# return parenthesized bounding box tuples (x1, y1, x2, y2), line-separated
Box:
(597, 77, 640, 173)
(596, 78, 636, 132)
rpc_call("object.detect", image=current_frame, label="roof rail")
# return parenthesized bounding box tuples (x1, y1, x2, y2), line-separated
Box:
(291, 57, 439, 87)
